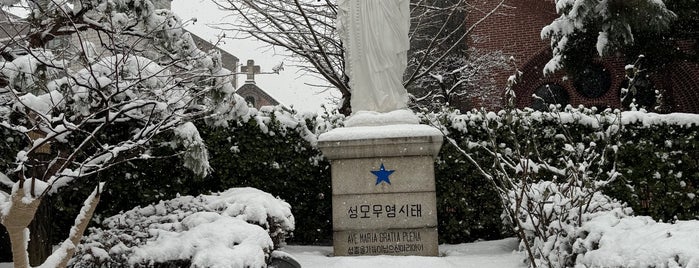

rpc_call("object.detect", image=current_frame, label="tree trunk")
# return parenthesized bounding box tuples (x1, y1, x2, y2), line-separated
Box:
(2, 189, 41, 268)
(27, 146, 53, 265)
(7, 226, 31, 268)
(0, 225, 11, 262)
(28, 200, 52, 266)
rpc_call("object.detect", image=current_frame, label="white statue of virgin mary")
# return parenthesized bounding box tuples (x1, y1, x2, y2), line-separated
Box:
(337, 0, 411, 114)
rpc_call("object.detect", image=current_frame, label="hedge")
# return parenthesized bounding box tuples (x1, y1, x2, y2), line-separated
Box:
(431, 107, 698, 243)
(2, 106, 697, 247)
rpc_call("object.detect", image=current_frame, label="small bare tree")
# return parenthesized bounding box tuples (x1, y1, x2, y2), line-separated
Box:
(410, 49, 510, 111)
(0, 1, 243, 266)
(212, 0, 506, 115)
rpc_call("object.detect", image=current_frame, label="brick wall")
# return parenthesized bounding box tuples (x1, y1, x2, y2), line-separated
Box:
(666, 61, 699, 113)
(237, 83, 280, 109)
(467, 0, 559, 110)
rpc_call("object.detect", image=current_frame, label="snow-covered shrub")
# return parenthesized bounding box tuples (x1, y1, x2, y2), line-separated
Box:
(508, 181, 632, 267)
(510, 180, 699, 268)
(39, 105, 334, 248)
(71, 187, 294, 267)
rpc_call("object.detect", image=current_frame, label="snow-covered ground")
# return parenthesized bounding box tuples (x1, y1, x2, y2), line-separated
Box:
(0, 238, 525, 268)
(280, 238, 524, 268)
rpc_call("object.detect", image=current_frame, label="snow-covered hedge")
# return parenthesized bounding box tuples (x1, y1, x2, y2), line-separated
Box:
(432, 107, 699, 243)
(70, 187, 294, 267)
(44, 105, 335, 246)
(4, 105, 697, 247)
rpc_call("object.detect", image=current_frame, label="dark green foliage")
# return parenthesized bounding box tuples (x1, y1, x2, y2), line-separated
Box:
(0, 128, 26, 176)
(435, 144, 507, 243)
(195, 116, 332, 244)
(604, 121, 699, 222)
(46, 110, 332, 246)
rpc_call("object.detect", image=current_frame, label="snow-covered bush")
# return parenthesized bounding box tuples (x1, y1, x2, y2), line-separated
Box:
(508, 181, 632, 267)
(510, 180, 699, 268)
(71, 187, 294, 267)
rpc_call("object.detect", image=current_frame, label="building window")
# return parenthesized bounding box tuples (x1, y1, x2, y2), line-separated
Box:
(46, 36, 71, 50)
(46, 35, 73, 59)
(532, 83, 569, 111)
(245, 96, 256, 107)
(573, 64, 611, 98)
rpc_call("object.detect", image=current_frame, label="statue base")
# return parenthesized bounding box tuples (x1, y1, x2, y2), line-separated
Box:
(318, 123, 443, 256)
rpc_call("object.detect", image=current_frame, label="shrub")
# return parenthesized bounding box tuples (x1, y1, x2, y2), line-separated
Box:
(193, 107, 333, 244)
(71, 187, 293, 267)
(50, 106, 333, 246)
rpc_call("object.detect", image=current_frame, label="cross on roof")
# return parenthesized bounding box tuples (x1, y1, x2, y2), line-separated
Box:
(241, 59, 261, 84)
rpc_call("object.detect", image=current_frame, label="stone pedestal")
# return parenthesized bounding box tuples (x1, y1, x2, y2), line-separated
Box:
(318, 124, 443, 256)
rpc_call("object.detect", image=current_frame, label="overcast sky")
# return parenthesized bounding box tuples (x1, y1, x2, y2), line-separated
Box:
(171, 0, 336, 113)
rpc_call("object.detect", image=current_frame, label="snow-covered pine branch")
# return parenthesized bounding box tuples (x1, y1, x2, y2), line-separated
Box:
(541, 0, 676, 73)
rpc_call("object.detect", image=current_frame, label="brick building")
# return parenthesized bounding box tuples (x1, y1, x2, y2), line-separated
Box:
(236, 59, 280, 108)
(155, 0, 279, 110)
(468, 0, 699, 113)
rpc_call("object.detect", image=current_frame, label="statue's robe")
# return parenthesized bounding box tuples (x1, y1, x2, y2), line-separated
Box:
(338, 0, 410, 113)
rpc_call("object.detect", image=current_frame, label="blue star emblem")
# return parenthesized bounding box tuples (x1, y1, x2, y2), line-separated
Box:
(371, 163, 395, 185)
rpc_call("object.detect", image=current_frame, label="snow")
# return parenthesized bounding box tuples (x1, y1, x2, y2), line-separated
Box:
(205, 188, 295, 232)
(442, 108, 699, 136)
(580, 217, 699, 267)
(620, 111, 699, 127)
(10, 178, 49, 202)
(174, 122, 211, 177)
(129, 215, 273, 268)
(345, 109, 420, 127)
(14, 91, 63, 115)
(0, 172, 12, 188)
(278, 238, 525, 268)
(2, 238, 526, 268)
(319, 123, 442, 142)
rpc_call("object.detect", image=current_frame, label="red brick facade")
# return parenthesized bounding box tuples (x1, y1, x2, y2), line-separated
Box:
(468, 0, 699, 113)
(237, 83, 280, 109)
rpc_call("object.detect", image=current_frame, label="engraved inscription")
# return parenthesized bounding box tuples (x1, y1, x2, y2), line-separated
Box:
(344, 230, 425, 255)
(347, 203, 422, 219)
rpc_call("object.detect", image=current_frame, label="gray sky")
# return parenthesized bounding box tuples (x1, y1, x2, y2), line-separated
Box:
(172, 0, 336, 113)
